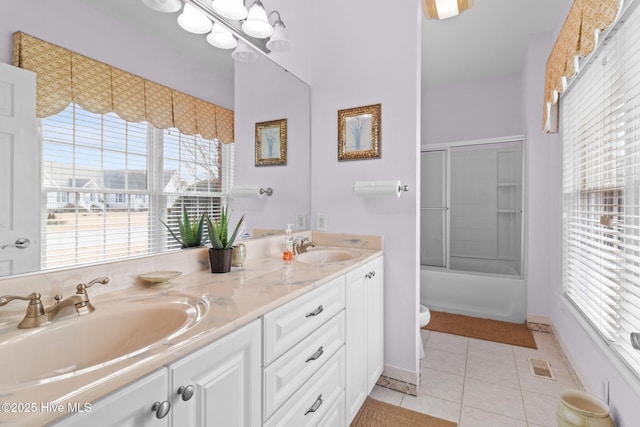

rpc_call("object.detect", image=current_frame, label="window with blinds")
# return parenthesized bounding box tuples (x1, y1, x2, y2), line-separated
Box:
(42, 103, 232, 270)
(562, 3, 640, 377)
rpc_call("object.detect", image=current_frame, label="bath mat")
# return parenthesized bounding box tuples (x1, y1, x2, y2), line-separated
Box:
(351, 397, 457, 427)
(422, 311, 537, 349)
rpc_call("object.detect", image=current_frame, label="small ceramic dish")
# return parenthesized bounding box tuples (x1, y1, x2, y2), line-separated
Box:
(138, 271, 182, 289)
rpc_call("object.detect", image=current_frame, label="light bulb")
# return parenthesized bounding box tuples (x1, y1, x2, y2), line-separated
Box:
(177, 3, 213, 34)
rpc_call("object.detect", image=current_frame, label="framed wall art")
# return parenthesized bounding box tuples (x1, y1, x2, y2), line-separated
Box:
(255, 118, 287, 166)
(338, 103, 381, 161)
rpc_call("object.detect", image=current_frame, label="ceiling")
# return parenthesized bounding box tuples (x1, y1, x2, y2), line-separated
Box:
(422, 0, 568, 87)
(82, 0, 568, 88)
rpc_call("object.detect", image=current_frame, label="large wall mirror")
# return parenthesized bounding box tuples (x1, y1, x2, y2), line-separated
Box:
(0, 0, 311, 278)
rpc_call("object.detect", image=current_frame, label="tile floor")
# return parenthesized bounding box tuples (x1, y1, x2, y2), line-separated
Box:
(369, 330, 580, 427)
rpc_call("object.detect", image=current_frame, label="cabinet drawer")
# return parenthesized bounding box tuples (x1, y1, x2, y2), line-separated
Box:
(316, 390, 345, 427)
(263, 276, 345, 365)
(264, 347, 345, 427)
(264, 311, 345, 419)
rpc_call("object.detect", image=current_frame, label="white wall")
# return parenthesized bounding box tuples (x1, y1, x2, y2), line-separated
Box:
(0, 0, 233, 108)
(309, 0, 422, 383)
(422, 74, 522, 145)
(234, 56, 310, 230)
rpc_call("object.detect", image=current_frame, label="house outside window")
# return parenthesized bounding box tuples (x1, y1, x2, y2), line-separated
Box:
(42, 103, 231, 269)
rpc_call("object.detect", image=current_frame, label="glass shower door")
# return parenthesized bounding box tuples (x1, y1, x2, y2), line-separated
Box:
(420, 150, 447, 267)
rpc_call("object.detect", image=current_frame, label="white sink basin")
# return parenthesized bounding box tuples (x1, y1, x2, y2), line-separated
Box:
(296, 248, 359, 264)
(0, 295, 207, 388)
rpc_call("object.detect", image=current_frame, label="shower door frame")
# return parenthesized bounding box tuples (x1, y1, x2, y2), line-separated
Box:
(420, 135, 526, 278)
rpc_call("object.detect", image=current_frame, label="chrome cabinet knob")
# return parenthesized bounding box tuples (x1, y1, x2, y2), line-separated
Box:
(151, 400, 171, 419)
(177, 384, 195, 401)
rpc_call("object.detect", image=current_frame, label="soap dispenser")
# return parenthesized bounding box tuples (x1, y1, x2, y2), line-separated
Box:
(282, 224, 294, 261)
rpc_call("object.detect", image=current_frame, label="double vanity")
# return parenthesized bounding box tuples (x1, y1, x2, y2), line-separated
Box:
(0, 232, 383, 426)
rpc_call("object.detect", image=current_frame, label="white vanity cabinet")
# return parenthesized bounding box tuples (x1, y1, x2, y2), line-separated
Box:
(51, 320, 261, 427)
(169, 319, 262, 427)
(345, 256, 384, 425)
(50, 368, 170, 427)
(262, 276, 346, 427)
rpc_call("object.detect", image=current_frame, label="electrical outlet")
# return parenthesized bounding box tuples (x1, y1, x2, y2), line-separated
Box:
(316, 213, 327, 231)
(296, 213, 307, 230)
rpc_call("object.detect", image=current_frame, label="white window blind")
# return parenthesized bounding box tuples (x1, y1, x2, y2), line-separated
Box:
(41, 103, 231, 269)
(563, 4, 640, 377)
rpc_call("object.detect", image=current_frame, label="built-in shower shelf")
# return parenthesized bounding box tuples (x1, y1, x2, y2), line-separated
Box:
(497, 183, 519, 187)
(498, 209, 518, 213)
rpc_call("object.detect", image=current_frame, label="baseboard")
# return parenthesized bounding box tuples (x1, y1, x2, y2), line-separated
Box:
(377, 364, 418, 396)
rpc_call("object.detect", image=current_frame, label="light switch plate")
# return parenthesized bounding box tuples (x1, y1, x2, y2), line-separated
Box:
(316, 213, 327, 231)
(296, 213, 307, 230)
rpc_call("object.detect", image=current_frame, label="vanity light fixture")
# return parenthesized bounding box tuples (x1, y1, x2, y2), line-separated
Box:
(207, 23, 238, 49)
(143, 0, 290, 59)
(211, 0, 248, 21)
(178, 3, 213, 33)
(422, 0, 473, 20)
(242, 0, 273, 39)
(142, 0, 182, 13)
(231, 39, 258, 62)
(266, 11, 290, 51)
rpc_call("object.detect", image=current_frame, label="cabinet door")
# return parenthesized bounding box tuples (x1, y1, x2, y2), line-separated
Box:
(345, 263, 369, 425)
(51, 369, 169, 427)
(169, 319, 261, 427)
(366, 256, 384, 391)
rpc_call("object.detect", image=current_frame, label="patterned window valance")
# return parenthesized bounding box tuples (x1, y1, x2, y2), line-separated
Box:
(12, 31, 234, 143)
(543, 0, 621, 133)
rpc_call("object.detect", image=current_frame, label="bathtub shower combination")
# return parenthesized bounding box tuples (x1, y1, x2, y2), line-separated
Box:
(420, 138, 526, 323)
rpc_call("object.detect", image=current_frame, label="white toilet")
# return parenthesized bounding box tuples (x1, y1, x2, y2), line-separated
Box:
(419, 304, 431, 328)
(419, 305, 431, 359)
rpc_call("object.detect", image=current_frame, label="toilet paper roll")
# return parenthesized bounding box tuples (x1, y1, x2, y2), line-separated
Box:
(353, 180, 402, 198)
(230, 185, 265, 199)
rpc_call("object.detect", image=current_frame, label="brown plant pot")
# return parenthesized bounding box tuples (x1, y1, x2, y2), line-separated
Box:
(208, 247, 233, 273)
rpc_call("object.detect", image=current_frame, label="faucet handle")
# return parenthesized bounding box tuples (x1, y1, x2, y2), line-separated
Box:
(0, 292, 48, 329)
(76, 276, 109, 294)
(0, 292, 42, 307)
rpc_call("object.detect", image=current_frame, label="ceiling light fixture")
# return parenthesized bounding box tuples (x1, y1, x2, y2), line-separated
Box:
(422, 0, 473, 20)
(266, 11, 290, 51)
(177, 3, 213, 33)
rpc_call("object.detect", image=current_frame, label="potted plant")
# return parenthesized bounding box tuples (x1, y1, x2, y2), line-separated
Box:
(160, 207, 204, 248)
(206, 205, 245, 273)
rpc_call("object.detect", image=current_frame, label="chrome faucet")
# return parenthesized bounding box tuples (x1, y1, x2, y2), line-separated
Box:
(0, 276, 109, 329)
(294, 237, 316, 254)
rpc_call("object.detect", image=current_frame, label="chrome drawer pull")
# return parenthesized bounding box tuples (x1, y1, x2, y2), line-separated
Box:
(304, 394, 323, 416)
(305, 305, 324, 318)
(305, 346, 324, 363)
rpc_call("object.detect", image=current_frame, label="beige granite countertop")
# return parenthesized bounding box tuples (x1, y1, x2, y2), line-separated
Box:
(0, 232, 382, 426)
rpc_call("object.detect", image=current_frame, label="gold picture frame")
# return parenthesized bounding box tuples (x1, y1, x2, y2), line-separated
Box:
(338, 103, 381, 161)
(255, 119, 287, 166)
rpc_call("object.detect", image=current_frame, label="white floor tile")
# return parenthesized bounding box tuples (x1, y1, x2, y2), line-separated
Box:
(516, 365, 577, 399)
(401, 393, 461, 423)
(465, 356, 520, 388)
(425, 331, 469, 355)
(459, 405, 528, 427)
(368, 385, 406, 406)
(522, 391, 561, 427)
(419, 367, 464, 403)
(421, 347, 467, 376)
(468, 338, 516, 365)
(462, 377, 526, 420)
